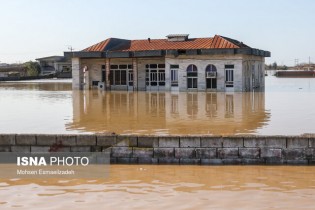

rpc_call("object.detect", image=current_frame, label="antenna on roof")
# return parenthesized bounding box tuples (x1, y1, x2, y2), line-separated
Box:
(148, 38, 151, 43)
(67, 45, 74, 52)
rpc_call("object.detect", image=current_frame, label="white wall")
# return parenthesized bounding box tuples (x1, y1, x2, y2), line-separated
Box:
(166, 54, 243, 92)
(72, 58, 82, 89)
(72, 54, 265, 92)
(242, 55, 265, 91)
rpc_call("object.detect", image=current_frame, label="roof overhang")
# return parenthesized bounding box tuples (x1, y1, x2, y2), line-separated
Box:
(36, 56, 64, 61)
(65, 48, 271, 59)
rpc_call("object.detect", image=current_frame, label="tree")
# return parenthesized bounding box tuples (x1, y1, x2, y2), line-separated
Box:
(272, 62, 277, 70)
(24, 61, 41, 76)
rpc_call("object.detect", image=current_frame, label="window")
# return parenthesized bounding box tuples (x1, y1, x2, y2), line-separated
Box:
(92, 81, 99, 86)
(205, 64, 217, 89)
(225, 65, 234, 88)
(128, 70, 133, 86)
(206, 64, 217, 73)
(187, 64, 198, 89)
(170, 65, 179, 87)
(145, 64, 165, 87)
(109, 64, 132, 86)
(62, 65, 71, 72)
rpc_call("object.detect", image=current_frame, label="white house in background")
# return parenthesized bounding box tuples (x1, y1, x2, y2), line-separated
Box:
(66, 34, 270, 92)
(36, 56, 71, 76)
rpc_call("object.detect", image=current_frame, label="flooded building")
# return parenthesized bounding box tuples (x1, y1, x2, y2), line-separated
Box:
(68, 34, 270, 92)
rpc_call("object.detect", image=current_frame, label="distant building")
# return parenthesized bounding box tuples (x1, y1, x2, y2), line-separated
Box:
(301, 64, 315, 71)
(67, 34, 270, 92)
(0, 64, 26, 78)
(36, 56, 71, 77)
(0, 63, 9, 67)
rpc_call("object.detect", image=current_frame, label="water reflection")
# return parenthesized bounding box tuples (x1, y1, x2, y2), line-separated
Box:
(68, 91, 270, 135)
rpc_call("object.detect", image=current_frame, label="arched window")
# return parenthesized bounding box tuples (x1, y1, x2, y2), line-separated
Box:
(206, 64, 217, 72)
(205, 64, 217, 89)
(187, 64, 198, 72)
(187, 64, 198, 89)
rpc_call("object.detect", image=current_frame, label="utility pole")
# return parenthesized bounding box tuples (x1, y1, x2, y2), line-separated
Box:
(294, 59, 299, 69)
(309, 56, 311, 71)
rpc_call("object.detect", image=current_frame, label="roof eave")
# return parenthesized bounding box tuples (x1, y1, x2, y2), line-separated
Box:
(67, 48, 270, 59)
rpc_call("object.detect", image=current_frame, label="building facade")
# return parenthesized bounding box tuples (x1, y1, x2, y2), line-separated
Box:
(0, 64, 27, 78)
(68, 34, 270, 92)
(36, 56, 72, 77)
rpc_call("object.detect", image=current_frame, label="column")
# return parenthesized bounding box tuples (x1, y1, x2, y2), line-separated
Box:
(133, 58, 138, 91)
(105, 58, 110, 90)
(83, 67, 90, 90)
(72, 57, 83, 90)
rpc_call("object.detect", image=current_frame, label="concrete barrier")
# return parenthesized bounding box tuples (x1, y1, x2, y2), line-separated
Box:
(0, 134, 314, 165)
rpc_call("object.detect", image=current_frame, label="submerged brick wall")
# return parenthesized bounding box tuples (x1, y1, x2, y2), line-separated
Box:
(0, 134, 314, 165)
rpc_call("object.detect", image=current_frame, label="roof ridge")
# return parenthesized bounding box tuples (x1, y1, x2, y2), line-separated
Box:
(217, 35, 250, 48)
(82, 35, 249, 52)
(82, 38, 111, 52)
(131, 37, 212, 41)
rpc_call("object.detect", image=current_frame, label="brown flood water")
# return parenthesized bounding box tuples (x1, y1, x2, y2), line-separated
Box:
(69, 90, 269, 135)
(0, 77, 315, 135)
(0, 165, 315, 210)
(1, 78, 315, 209)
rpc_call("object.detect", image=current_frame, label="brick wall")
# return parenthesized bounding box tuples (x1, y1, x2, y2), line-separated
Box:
(0, 134, 314, 165)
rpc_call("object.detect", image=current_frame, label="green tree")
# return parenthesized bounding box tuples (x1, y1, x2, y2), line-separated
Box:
(272, 62, 278, 70)
(24, 61, 41, 76)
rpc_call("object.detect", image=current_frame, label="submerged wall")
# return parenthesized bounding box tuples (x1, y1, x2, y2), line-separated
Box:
(0, 134, 314, 165)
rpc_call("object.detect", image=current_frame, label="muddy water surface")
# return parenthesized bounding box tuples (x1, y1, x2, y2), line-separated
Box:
(1, 78, 315, 209)
(0, 165, 315, 209)
(0, 77, 315, 135)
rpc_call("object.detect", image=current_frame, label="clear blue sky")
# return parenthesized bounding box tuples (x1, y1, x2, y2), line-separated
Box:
(0, 0, 314, 66)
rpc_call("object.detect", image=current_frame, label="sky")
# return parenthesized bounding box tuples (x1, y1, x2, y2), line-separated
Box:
(0, 0, 314, 66)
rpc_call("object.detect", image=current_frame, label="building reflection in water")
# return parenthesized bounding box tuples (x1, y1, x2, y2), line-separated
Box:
(68, 90, 270, 135)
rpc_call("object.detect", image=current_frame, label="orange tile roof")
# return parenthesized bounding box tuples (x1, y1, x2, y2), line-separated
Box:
(83, 38, 111, 52)
(123, 38, 213, 51)
(82, 35, 250, 52)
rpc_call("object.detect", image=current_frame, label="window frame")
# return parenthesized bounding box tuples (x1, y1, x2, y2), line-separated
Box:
(145, 64, 166, 87)
(109, 64, 132, 86)
(225, 65, 234, 88)
(187, 64, 198, 89)
(170, 65, 179, 87)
